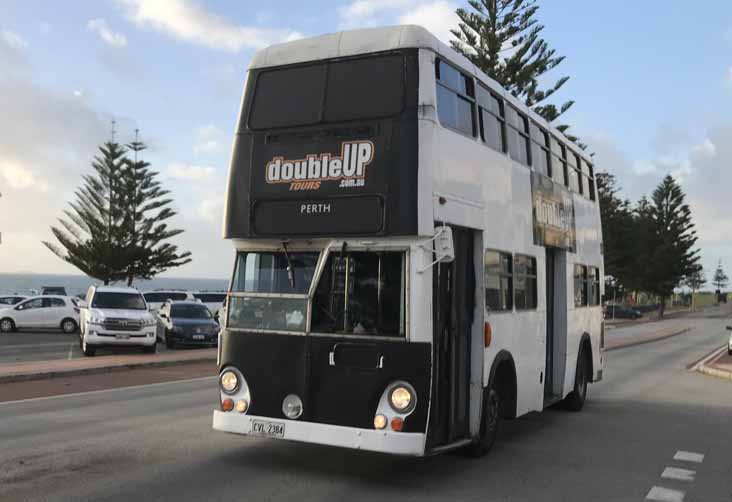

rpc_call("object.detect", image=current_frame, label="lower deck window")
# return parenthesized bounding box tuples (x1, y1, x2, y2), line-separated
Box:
(312, 251, 406, 337)
(485, 250, 513, 311)
(514, 255, 537, 310)
(574, 264, 588, 307)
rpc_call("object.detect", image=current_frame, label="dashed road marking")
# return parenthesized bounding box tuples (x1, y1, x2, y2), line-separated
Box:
(661, 467, 696, 482)
(646, 486, 685, 502)
(673, 451, 705, 463)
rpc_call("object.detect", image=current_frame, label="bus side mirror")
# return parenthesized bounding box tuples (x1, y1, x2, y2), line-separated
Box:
(418, 226, 455, 273)
(435, 226, 455, 264)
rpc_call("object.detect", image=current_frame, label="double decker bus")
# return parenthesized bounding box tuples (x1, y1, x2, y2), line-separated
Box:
(213, 25, 604, 457)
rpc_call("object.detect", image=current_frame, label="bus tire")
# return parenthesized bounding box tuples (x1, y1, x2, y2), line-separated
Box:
(464, 387, 499, 458)
(564, 348, 589, 412)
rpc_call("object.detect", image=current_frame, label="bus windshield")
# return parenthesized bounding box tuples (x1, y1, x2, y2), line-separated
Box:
(227, 251, 319, 332)
(311, 251, 406, 337)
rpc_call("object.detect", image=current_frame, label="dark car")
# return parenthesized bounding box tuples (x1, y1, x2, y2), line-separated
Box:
(604, 305, 642, 320)
(158, 301, 219, 349)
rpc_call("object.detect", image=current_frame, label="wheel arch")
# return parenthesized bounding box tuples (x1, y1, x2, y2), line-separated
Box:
(487, 350, 518, 419)
(579, 332, 594, 383)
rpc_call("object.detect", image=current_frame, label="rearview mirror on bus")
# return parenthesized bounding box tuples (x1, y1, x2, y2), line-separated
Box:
(435, 226, 455, 264)
(418, 226, 455, 273)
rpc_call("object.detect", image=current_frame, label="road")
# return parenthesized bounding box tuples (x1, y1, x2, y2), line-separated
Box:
(1, 313, 731, 502)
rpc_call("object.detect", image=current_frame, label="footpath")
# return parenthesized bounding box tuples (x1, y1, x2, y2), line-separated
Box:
(604, 317, 693, 351)
(0, 348, 216, 384)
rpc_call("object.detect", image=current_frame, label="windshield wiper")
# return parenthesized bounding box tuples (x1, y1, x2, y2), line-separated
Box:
(282, 241, 296, 290)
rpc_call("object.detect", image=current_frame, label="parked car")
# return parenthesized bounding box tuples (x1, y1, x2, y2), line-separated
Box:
(0, 295, 27, 306)
(142, 290, 195, 313)
(40, 286, 68, 296)
(0, 296, 79, 333)
(157, 300, 219, 349)
(192, 291, 227, 320)
(604, 305, 642, 320)
(79, 286, 158, 356)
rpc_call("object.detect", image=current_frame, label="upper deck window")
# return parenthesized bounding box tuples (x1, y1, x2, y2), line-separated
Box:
(530, 122, 550, 177)
(505, 106, 530, 166)
(476, 84, 505, 152)
(435, 59, 475, 137)
(249, 54, 405, 130)
(550, 136, 567, 186)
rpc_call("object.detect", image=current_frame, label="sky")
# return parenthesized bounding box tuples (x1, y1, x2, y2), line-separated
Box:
(0, 0, 731, 282)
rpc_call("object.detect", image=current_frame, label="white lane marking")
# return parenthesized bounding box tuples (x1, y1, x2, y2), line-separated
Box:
(661, 467, 696, 482)
(646, 486, 685, 502)
(673, 451, 705, 463)
(0, 376, 217, 406)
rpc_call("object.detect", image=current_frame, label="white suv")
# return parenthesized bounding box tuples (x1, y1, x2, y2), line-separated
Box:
(142, 290, 195, 313)
(79, 286, 158, 356)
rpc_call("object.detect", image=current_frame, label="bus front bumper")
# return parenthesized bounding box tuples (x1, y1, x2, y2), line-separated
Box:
(212, 410, 426, 456)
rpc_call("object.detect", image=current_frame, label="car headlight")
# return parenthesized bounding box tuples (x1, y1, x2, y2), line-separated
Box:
(389, 383, 416, 413)
(172, 326, 184, 333)
(89, 316, 104, 324)
(220, 370, 239, 394)
(143, 317, 157, 327)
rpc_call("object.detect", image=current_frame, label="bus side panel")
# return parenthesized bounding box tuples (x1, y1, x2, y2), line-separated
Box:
(564, 196, 604, 397)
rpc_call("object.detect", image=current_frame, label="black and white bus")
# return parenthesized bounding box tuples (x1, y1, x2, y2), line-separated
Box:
(213, 25, 604, 457)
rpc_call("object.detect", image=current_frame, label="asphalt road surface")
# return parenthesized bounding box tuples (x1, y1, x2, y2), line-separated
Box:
(1, 314, 731, 502)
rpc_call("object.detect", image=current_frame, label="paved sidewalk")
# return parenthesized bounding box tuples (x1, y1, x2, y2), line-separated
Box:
(0, 348, 217, 383)
(605, 317, 694, 351)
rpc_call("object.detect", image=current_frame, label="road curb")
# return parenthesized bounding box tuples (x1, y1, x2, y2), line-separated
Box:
(688, 345, 732, 381)
(697, 364, 732, 381)
(0, 355, 217, 384)
(605, 327, 691, 351)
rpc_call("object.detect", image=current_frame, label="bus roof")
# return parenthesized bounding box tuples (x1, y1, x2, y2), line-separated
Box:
(249, 24, 592, 164)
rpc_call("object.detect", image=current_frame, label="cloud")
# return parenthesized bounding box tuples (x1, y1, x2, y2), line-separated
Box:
(193, 125, 225, 154)
(337, 0, 458, 43)
(166, 162, 217, 181)
(398, 1, 458, 43)
(1, 30, 27, 50)
(0, 30, 30, 75)
(88, 18, 128, 48)
(116, 0, 301, 51)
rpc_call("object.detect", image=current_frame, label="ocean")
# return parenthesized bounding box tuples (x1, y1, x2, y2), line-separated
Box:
(0, 273, 229, 297)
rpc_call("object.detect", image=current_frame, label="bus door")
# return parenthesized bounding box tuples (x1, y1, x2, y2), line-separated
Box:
(544, 248, 567, 403)
(430, 226, 475, 446)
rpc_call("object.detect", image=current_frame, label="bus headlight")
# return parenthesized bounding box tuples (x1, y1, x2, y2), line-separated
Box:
(220, 370, 239, 394)
(388, 383, 416, 414)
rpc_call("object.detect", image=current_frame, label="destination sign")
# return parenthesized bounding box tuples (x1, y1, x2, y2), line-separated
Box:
(252, 196, 384, 236)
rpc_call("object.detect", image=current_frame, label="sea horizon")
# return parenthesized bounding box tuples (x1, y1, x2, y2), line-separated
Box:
(0, 272, 229, 296)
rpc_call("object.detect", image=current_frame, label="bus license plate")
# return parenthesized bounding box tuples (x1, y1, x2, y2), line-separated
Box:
(251, 420, 285, 438)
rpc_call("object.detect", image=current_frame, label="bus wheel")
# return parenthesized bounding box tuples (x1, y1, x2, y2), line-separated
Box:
(464, 387, 500, 458)
(564, 349, 589, 412)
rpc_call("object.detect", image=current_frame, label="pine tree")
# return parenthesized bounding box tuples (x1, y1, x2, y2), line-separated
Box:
(44, 142, 129, 284)
(450, 0, 575, 130)
(596, 172, 634, 296)
(641, 175, 700, 316)
(713, 261, 728, 290)
(682, 263, 705, 310)
(121, 134, 192, 286)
